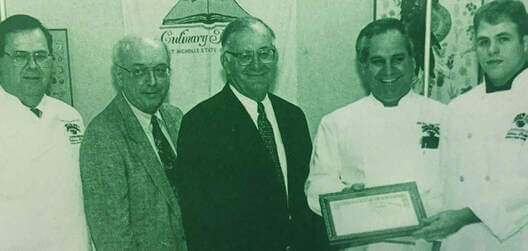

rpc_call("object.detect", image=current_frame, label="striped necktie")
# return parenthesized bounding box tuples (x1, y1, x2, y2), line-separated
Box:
(257, 102, 287, 204)
(151, 116, 177, 170)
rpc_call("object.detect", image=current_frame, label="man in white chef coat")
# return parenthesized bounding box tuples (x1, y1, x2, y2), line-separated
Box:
(0, 15, 91, 250)
(304, 18, 446, 251)
(413, 1, 528, 250)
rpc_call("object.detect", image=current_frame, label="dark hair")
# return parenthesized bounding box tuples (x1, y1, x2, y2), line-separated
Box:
(220, 16, 275, 47)
(0, 14, 53, 55)
(474, 0, 528, 37)
(355, 18, 414, 63)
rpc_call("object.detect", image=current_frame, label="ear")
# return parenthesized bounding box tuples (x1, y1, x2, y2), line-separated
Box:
(522, 34, 528, 54)
(220, 53, 227, 68)
(220, 53, 231, 74)
(410, 56, 417, 74)
(112, 66, 124, 89)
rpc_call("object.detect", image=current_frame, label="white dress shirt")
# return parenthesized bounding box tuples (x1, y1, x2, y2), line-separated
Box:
(305, 91, 446, 251)
(0, 86, 90, 250)
(230, 85, 289, 195)
(441, 69, 528, 251)
(123, 92, 177, 165)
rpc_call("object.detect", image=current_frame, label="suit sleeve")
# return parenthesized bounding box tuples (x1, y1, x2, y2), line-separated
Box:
(80, 124, 137, 250)
(304, 116, 349, 215)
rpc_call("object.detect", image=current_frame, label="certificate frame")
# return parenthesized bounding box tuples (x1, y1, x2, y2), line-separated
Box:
(319, 182, 426, 247)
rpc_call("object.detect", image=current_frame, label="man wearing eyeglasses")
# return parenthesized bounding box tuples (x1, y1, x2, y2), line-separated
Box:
(175, 16, 324, 251)
(79, 35, 187, 250)
(0, 15, 91, 250)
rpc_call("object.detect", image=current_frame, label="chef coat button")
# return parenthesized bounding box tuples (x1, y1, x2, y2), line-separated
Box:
(459, 176, 464, 182)
(467, 133, 472, 139)
(485, 176, 490, 181)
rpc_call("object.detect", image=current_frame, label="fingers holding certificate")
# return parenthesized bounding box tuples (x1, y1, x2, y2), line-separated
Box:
(320, 182, 427, 247)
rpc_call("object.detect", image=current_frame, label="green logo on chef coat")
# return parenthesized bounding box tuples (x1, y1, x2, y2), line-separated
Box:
(64, 121, 83, 144)
(514, 113, 527, 128)
(506, 113, 528, 141)
(417, 122, 440, 149)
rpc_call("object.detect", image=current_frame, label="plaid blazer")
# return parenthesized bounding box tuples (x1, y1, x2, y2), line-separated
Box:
(80, 93, 187, 251)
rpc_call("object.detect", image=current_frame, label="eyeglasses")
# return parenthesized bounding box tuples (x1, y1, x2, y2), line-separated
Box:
(115, 64, 171, 79)
(225, 47, 276, 66)
(3, 50, 52, 67)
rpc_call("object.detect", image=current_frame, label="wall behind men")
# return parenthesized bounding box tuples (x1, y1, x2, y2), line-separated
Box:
(7, 0, 372, 137)
(6, 0, 124, 124)
(297, 0, 371, 136)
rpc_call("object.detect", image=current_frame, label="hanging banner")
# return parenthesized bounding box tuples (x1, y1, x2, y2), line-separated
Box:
(121, 0, 297, 112)
(160, 23, 225, 112)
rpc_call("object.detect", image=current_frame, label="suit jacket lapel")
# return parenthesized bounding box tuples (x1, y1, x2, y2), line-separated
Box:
(113, 94, 179, 213)
(221, 86, 265, 154)
(269, 95, 295, 190)
(269, 95, 291, 156)
(159, 105, 181, 150)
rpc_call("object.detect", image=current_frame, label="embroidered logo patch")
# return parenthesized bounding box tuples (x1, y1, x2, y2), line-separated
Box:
(64, 121, 83, 144)
(505, 113, 528, 141)
(417, 122, 440, 149)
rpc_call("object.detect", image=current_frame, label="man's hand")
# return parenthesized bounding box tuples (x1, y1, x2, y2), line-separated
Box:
(341, 183, 365, 192)
(412, 208, 480, 241)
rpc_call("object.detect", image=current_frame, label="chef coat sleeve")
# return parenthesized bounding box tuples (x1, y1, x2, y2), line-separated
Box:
(305, 116, 350, 215)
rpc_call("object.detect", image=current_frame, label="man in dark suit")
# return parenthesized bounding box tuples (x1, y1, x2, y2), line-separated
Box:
(80, 35, 187, 250)
(176, 17, 324, 251)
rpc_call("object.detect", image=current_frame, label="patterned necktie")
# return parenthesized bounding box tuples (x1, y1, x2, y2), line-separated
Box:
(257, 102, 287, 204)
(30, 107, 42, 118)
(151, 116, 177, 170)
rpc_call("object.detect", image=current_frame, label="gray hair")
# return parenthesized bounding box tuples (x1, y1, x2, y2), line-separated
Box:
(110, 35, 170, 86)
(220, 16, 275, 51)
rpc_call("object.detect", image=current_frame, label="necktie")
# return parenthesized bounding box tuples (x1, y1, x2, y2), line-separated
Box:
(257, 102, 287, 204)
(151, 116, 177, 170)
(30, 107, 42, 118)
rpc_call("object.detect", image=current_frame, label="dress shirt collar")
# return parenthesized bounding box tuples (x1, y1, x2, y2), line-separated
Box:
(0, 85, 47, 118)
(34, 95, 48, 115)
(122, 92, 162, 132)
(229, 84, 273, 124)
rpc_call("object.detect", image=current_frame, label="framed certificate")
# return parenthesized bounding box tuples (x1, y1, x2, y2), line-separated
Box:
(319, 182, 426, 247)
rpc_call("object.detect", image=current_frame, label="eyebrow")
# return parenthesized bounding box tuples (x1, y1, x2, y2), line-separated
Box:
(13, 49, 48, 53)
(130, 63, 168, 67)
(477, 32, 513, 40)
(369, 52, 407, 59)
(392, 53, 407, 57)
(495, 32, 513, 37)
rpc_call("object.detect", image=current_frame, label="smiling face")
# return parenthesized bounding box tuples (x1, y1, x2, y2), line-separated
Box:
(0, 28, 52, 108)
(116, 40, 170, 114)
(361, 29, 415, 106)
(475, 20, 528, 87)
(221, 23, 277, 102)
